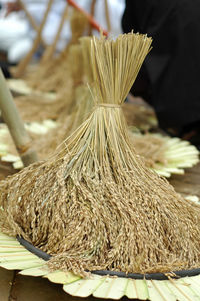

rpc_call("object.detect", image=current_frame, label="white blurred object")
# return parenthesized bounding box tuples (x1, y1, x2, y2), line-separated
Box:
(185, 195, 200, 204)
(7, 37, 32, 63)
(0, 13, 29, 51)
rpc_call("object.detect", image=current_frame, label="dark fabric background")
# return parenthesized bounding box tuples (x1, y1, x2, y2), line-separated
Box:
(122, 0, 200, 130)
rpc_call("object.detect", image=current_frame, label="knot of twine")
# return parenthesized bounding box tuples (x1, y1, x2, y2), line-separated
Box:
(96, 103, 121, 109)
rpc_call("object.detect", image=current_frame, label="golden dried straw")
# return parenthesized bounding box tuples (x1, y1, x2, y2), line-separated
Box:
(14, 91, 72, 122)
(1, 33, 200, 278)
(80, 36, 94, 84)
(34, 85, 93, 159)
(131, 133, 167, 168)
(14, 42, 85, 123)
(33, 37, 94, 159)
(26, 9, 88, 93)
(2, 38, 93, 161)
(122, 101, 157, 131)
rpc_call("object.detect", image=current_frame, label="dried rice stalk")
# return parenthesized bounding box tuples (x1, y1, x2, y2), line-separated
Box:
(36, 43, 84, 93)
(14, 93, 70, 122)
(34, 85, 93, 159)
(122, 102, 158, 131)
(1, 33, 200, 278)
(131, 133, 167, 167)
(0, 38, 93, 162)
(12, 37, 94, 159)
(13, 85, 74, 122)
(33, 37, 94, 158)
(14, 42, 85, 123)
(80, 37, 94, 84)
(26, 10, 88, 93)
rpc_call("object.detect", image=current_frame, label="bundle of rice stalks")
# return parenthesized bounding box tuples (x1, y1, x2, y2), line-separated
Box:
(33, 36, 95, 158)
(1, 33, 200, 280)
(7, 78, 57, 98)
(0, 84, 92, 168)
(26, 9, 88, 93)
(6, 37, 94, 160)
(122, 101, 158, 131)
(13, 93, 71, 122)
(34, 85, 93, 159)
(11, 41, 86, 123)
(0, 37, 94, 168)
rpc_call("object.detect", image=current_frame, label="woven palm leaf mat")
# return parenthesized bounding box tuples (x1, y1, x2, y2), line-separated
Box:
(130, 133, 199, 177)
(1, 232, 200, 300)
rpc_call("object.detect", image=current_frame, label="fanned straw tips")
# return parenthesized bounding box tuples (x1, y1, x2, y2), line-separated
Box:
(1, 32, 200, 278)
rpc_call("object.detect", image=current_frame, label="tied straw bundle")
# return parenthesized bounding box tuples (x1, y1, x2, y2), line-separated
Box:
(131, 133, 167, 168)
(33, 37, 94, 159)
(33, 85, 93, 159)
(13, 42, 85, 123)
(1, 33, 200, 277)
(122, 101, 157, 131)
(18, 49, 85, 126)
(26, 10, 88, 93)
(0, 37, 94, 163)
